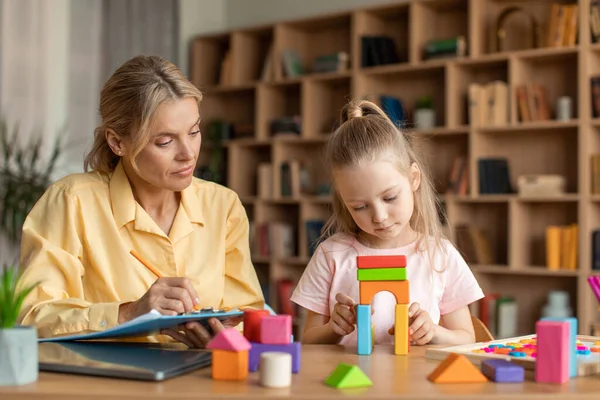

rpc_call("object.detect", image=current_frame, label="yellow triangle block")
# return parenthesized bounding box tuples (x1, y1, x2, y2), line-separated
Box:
(427, 353, 488, 384)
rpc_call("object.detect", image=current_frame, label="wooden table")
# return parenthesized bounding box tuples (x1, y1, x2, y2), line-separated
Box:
(1, 344, 599, 399)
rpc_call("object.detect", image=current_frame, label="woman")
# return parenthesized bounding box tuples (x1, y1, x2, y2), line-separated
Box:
(17, 55, 264, 348)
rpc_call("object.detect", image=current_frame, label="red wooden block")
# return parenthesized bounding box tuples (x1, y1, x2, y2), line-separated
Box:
(357, 255, 406, 269)
(243, 309, 270, 342)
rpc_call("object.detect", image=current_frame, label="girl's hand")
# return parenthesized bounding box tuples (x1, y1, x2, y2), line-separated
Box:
(408, 302, 436, 345)
(387, 302, 436, 345)
(328, 293, 357, 336)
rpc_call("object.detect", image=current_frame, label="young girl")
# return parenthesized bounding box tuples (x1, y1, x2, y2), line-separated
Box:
(290, 99, 484, 346)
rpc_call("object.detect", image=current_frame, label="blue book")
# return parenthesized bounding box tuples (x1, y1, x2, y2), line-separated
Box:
(38, 309, 243, 342)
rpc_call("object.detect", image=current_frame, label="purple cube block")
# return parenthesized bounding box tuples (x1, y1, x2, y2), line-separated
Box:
(249, 341, 301, 373)
(481, 359, 524, 383)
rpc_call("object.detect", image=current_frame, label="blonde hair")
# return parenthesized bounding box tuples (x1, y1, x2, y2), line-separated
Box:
(322, 99, 446, 255)
(84, 55, 203, 173)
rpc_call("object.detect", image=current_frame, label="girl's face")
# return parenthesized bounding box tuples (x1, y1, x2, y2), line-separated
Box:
(333, 159, 421, 248)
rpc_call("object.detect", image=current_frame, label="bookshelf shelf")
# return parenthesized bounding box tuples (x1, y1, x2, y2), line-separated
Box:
(479, 120, 580, 133)
(471, 265, 580, 277)
(516, 194, 580, 203)
(192, 0, 597, 338)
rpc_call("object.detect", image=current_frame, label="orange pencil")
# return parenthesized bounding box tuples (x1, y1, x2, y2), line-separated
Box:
(129, 249, 201, 311)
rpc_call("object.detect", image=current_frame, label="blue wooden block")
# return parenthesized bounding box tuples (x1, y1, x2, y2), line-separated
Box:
(481, 359, 524, 383)
(356, 305, 372, 355)
(542, 316, 577, 378)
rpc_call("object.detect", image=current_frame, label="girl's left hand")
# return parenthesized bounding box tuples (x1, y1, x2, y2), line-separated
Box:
(387, 302, 436, 345)
(408, 302, 436, 345)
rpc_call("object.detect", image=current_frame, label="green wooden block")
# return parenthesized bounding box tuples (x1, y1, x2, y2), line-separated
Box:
(324, 363, 373, 389)
(357, 267, 406, 281)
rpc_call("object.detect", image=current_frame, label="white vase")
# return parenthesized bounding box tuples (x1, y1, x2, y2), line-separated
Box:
(414, 108, 435, 130)
(0, 326, 38, 386)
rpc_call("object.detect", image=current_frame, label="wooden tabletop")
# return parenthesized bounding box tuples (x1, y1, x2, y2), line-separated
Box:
(1, 344, 600, 399)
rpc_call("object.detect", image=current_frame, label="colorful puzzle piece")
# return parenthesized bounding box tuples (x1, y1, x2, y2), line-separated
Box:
(427, 353, 488, 384)
(357, 267, 406, 281)
(324, 363, 373, 389)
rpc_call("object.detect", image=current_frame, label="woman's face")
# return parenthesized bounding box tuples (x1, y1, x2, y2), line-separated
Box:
(129, 97, 201, 192)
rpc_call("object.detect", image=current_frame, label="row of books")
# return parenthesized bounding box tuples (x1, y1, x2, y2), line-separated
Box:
(249, 219, 326, 259)
(592, 1, 600, 43)
(455, 225, 494, 265)
(591, 229, 600, 271)
(591, 154, 600, 195)
(469, 293, 518, 339)
(515, 83, 551, 122)
(250, 221, 295, 258)
(546, 3, 579, 48)
(592, 76, 600, 118)
(468, 81, 508, 127)
(545, 224, 578, 271)
(447, 156, 469, 196)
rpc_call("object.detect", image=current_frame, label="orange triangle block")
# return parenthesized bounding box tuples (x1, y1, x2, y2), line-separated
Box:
(427, 353, 488, 384)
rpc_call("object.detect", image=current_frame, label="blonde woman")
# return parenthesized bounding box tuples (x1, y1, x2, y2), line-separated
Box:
(291, 99, 484, 346)
(18, 55, 264, 348)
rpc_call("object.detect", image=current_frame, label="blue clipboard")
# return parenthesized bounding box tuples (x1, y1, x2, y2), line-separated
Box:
(38, 308, 243, 342)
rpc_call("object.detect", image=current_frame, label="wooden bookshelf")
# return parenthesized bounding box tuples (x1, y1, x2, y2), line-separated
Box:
(191, 0, 600, 339)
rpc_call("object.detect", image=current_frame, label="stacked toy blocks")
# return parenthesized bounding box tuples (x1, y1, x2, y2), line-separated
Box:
(356, 255, 409, 356)
(207, 328, 252, 381)
(243, 309, 301, 373)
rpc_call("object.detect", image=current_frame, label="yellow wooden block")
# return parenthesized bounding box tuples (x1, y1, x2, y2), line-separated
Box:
(371, 323, 375, 348)
(394, 304, 408, 355)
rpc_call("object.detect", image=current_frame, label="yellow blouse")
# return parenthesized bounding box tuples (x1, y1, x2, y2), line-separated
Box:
(18, 161, 264, 339)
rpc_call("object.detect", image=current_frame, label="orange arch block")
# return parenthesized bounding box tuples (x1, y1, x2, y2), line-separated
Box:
(359, 280, 409, 305)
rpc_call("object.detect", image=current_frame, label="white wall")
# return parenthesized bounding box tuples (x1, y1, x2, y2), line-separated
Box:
(178, 0, 226, 77)
(224, 0, 405, 29)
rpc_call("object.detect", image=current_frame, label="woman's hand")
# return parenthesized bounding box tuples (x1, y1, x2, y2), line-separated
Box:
(161, 315, 244, 348)
(388, 302, 437, 345)
(118, 277, 201, 323)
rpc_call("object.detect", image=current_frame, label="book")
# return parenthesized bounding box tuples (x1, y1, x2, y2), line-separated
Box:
(38, 308, 244, 343)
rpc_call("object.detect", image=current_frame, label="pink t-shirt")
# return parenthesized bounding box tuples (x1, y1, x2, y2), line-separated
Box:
(290, 233, 484, 345)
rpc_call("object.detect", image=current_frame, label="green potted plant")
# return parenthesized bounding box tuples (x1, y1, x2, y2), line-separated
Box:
(414, 95, 436, 130)
(0, 265, 40, 386)
(0, 120, 64, 245)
